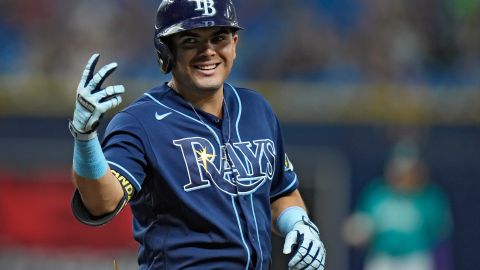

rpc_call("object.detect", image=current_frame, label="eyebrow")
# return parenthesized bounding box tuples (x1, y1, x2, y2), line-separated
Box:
(177, 28, 231, 39)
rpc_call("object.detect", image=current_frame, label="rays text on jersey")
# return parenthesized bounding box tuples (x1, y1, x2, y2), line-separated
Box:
(173, 137, 276, 195)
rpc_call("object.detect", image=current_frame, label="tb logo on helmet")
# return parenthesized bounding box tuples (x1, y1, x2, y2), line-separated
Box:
(188, 0, 216, 16)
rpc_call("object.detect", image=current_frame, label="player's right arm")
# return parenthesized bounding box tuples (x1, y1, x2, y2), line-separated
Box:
(73, 170, 124, 216)
(69, 53, 126, 220)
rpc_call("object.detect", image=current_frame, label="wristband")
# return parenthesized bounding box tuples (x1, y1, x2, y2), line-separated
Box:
(276, 206, 308, 237)
(73, 138, 108, 180)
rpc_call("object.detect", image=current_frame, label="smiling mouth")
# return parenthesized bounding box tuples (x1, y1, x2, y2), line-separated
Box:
(195, 64, 219, 70)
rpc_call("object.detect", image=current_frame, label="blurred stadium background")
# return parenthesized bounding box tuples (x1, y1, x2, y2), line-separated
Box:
(0, 0, 479, 269)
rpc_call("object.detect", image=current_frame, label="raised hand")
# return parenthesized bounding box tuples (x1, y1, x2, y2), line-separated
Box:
(69, 53, 125, 140)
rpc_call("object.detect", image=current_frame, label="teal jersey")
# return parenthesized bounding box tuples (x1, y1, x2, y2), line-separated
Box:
(357, 178, 452, 256)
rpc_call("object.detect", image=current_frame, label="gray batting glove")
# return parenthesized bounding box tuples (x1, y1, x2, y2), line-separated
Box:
(69, 53, 125, 141)
(283, 217, 326, 270)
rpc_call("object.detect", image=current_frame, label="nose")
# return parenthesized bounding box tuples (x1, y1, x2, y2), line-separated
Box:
(198, 40, 216, 57)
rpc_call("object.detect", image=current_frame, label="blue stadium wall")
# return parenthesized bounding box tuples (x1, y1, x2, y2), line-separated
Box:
(0, 117, 478, 270)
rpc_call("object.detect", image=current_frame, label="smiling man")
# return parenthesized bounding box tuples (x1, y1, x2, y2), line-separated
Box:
(68, 1, 326, 269)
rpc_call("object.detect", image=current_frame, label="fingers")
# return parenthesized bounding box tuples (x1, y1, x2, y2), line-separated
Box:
(283, 230, 298, 254)
(288, 239, 326, 270)
(98, 94, 123, 112)
(88, 62, 118, 92)
(106, 94, 123, 110)
(288, 240, 312, 269)
(96, 85, 124, 111)
(303, 247, 326, 270)
(79, 53, 100, 88)
(97, 85, 125, 101)
(306, 246, 322, 270)
(319, 247, 326, 269)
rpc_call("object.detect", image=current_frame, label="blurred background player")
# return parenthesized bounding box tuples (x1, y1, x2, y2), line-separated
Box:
(68, 0, 326, 269)
(343, 137, 453, 270)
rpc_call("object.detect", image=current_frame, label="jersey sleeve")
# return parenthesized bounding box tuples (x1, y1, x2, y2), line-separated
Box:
(102, 111, 149, 193)
(269, 117, 299, 201)
(71, 111, 148, 226)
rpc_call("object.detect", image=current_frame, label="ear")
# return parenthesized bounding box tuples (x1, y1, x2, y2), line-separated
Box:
(232, 34, 239, 60)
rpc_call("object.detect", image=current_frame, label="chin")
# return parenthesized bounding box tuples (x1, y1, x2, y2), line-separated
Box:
(194, 77, 225, 92)
(197, 84, 223, 93)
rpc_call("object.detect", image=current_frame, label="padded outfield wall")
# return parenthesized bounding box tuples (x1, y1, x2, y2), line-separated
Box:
(0, 117, 477, 270)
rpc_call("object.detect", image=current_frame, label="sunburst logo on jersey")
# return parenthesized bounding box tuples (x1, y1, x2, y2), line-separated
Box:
(195, 146, 216, 170)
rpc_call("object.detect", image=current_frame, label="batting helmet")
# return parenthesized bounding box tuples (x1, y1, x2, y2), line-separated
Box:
(154, 0, 243, 73)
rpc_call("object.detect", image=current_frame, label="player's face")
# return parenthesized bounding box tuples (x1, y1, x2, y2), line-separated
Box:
(170, 27, 238, 95)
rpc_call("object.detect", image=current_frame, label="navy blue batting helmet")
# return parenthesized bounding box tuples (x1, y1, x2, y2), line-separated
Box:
(154, 0, 243, 73)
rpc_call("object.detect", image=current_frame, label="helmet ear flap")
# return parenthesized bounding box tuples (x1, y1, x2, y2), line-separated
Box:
(154, 36, 175, 73)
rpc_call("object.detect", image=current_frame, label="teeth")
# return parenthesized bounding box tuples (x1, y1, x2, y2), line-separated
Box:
(197, 64, 217, 70)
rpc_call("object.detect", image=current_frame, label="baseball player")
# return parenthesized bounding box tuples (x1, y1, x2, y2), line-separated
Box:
(69, 0, 326, 269)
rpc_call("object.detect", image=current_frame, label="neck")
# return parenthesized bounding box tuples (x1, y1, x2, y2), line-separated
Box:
(168, 80, 224, 118)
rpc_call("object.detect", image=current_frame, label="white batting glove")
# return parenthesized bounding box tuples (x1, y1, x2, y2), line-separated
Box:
(69, 53, 125, 141)
(283, 217, 326, 270)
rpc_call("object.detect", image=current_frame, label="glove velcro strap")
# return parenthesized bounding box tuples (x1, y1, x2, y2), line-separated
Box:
(69, 120, 97, 141)
(77, 94, 96, 112)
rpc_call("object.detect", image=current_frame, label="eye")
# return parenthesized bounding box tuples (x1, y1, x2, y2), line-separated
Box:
(182, 37, 197, 44)
(211, 34, 229, 43)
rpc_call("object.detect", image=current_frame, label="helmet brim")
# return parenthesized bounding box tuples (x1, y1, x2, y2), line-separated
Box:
(156, 16, 243, 38)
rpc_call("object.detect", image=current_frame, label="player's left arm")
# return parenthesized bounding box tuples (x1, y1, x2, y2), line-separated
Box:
(272, 189, 326, 270)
